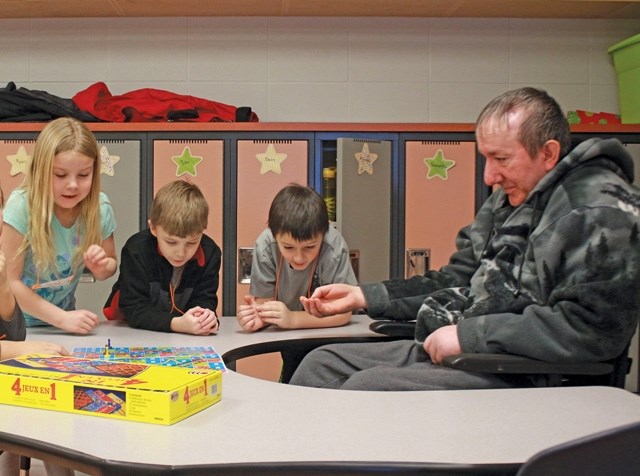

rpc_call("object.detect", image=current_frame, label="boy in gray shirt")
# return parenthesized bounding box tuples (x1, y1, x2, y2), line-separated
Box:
(237, 184, 357, 331)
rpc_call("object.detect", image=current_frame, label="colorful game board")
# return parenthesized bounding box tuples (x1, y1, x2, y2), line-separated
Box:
(72, 345, 227, 372)
(6, 355, 146, 377)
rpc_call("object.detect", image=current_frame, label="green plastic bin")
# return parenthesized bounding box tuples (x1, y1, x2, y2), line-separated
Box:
(608, 33, 640, 124)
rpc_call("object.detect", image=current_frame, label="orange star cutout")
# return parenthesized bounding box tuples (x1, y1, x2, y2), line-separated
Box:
(256, 144, 287, 175)
(6, 145, 32, 176)
(99, 146, 120, 177)
(355, 143, 378, 175)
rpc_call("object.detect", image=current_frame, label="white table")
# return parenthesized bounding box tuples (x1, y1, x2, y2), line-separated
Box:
(1, 315, 639, 475)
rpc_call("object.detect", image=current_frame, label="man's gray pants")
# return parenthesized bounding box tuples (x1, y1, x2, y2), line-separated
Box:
(289, 340, 525, 391)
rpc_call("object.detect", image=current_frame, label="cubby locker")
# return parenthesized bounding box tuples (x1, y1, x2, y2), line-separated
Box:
(335, 138, 393, 283)
(75, 139, 142, 316)
(235, 138, 310, 311)
(152, 139, 224, 314)
(404, 140, 478, 273)
(0, 137, 36, 197)
(235, 138, 309, 382)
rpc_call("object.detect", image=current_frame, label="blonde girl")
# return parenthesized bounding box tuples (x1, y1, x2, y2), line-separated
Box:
(1, 183, 71, 476)
(1, 118, 117, 334)
(1, 183, 70, 355)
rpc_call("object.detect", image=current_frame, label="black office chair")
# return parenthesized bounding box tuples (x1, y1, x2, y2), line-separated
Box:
(515, 420, 640, 476)
(369, 320, 633, 388)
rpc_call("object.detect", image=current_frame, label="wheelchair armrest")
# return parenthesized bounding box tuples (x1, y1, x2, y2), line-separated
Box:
(369, 320, 415, 338)
(441, 353, 614, 376)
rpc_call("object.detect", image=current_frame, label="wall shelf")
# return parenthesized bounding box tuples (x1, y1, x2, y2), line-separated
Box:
(1, 0, 639, 19)
(1, 122, 640, 134)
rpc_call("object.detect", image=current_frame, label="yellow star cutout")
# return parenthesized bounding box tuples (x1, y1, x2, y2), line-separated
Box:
(354, 143, 378, 175)
(6, 145, 32, 176)
(256, 144, 287, 175)
(424, 149, 455, 180)
(99, 145, 120, 177)
(172, 147, 203, 177)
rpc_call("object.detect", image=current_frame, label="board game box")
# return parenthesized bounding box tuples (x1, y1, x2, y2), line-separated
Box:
(0, 353, 222, 425)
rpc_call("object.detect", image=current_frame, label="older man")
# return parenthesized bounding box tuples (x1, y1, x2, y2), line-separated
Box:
(291, 87, 640, 391)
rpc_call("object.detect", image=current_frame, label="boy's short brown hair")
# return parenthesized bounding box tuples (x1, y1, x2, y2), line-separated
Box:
(268, 183, 329, 241)
(150, 180, 208, 237)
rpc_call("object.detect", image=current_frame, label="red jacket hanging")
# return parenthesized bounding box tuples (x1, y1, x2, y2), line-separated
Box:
(72, 82, 258, 123)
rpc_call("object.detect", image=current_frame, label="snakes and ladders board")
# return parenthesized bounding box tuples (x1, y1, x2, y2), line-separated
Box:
(72, 345, 227, 372)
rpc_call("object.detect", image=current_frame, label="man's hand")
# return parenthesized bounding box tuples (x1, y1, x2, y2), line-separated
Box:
(423, 325, 461, 364)
(300, 284, 365, 317)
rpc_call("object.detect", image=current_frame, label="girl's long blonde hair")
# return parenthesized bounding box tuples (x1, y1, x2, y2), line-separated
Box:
(19, 118, 102, 276)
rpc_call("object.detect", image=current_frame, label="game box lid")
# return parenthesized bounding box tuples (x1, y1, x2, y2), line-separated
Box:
(0, 354, 218, 390)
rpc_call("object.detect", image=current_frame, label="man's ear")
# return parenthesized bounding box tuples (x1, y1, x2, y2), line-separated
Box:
(542, 140, 561, 172)
(148, 220, 157, 237)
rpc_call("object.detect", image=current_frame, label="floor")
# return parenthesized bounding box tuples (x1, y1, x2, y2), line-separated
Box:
(26, 459, 45, 475)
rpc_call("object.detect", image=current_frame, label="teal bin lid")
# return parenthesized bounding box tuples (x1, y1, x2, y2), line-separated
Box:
(608, 33, 640, 55)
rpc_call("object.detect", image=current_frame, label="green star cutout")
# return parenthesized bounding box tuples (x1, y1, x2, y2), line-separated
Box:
(424, 149, 455, 180)
(171, 147, 203, 177)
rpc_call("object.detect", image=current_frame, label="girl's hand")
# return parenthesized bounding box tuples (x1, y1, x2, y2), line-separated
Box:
(1, 340, 70, 360)
(58, 310, 99, 334)
(17, 341, 69, 356)
(0, 250, 16, 322)
(83, 244, 110, 275)
(0, 250, 8, 287)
